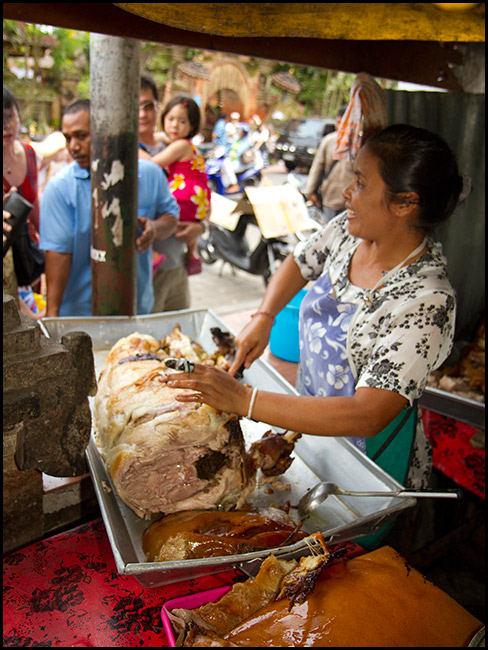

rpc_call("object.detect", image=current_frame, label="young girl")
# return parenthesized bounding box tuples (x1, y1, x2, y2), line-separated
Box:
(147, 96, 210, 275)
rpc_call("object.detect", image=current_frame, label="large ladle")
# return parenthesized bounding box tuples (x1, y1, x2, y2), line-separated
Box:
(296, 481, 462, 520)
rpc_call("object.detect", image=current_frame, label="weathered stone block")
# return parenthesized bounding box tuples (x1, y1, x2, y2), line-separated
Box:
(3, 293, 20, 331)
(3, 294, 97, 550)
(3, 467, 43, 553)
(3, 389, 41, 427)
(3, 313, 40, 358)
(3, 338, 73, 391)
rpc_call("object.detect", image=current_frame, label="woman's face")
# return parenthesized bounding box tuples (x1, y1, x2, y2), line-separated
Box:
(163, 104, 191, 142)
(3, 105, 20, 147)
(342, 147, 395, 241)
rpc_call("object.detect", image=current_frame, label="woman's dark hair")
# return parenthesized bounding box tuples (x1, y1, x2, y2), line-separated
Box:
(3, 85, 20, 117)
(140, 72, 159, 102)
(160, 95, 201, 139)
(364, 124, 464, 233)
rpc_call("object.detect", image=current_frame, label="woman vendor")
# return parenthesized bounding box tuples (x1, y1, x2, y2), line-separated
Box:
(163, 124, 466, 489)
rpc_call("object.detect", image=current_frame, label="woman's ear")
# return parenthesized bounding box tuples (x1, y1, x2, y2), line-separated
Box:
(392, 192, 421, 218)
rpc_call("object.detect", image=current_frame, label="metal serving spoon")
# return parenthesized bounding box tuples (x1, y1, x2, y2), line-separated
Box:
(296, 481, 462, 520)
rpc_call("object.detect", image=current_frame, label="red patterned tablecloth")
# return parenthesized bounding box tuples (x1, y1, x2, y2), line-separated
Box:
(421, 410, 485, 500)
(3, 518, 363, 647)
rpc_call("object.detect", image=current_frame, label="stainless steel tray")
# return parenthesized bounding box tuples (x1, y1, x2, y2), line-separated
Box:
(42, 309, 414, 588)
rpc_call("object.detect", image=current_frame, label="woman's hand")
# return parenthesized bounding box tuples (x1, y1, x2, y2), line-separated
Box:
(161, 363, 252, 416)
(174, 220, 204, 245)
(308, 191, 321, 208)
(136, 216, 156, 252)
(228, 314, 274, 376)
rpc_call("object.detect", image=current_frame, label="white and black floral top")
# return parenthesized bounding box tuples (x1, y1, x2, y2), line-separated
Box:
(293, 212, 456, 406)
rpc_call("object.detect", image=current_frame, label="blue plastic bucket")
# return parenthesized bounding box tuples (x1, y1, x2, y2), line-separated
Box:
(269, 289, 307, 363)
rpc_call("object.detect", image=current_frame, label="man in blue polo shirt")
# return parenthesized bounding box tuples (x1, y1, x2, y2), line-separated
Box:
(40, 99, 179, 317)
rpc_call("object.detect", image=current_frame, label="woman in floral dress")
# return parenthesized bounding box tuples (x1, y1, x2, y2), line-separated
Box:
(162, 124, 467, 489)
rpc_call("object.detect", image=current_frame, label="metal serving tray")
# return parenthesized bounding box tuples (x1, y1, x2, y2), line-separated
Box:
(42, 309, 414, 588)
(419, 386, 485, 430)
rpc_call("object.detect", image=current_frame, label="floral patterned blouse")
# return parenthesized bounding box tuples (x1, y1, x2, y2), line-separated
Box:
(166, 141, 210, 223)
(293, 212, 456, 405)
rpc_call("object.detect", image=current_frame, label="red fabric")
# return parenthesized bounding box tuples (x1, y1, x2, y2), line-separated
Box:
(3, 517, 363, 647)
(421, 410, 485, 500)
(167, 142, 211, 223)
(3, 141, 40, 241)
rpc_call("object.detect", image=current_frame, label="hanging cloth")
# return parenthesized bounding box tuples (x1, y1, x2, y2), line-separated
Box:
(333, 72, 388, 162)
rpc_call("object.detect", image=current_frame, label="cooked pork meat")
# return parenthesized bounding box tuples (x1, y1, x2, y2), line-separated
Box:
(93, 326, 300, 520)
(428, 317, 485, 403)
(174, 544, 482, 647)
(93, 331, 255, 519)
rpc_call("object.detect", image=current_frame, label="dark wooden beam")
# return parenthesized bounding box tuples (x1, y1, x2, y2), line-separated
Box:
(4, 3, 465, 90)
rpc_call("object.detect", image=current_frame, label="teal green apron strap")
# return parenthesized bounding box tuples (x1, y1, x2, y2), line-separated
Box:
(360, 402, 418, 549)
(370, 403, 415, 462)
(365, 401, 418, 486)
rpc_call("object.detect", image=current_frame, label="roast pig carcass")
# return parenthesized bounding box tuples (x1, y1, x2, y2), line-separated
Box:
(93, 328, 256, 519)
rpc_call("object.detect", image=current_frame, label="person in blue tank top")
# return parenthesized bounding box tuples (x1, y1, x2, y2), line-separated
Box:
(161, 124, 469, 489)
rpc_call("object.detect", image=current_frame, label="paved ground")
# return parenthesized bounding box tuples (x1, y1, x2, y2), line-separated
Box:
(189, 257, 266, 316)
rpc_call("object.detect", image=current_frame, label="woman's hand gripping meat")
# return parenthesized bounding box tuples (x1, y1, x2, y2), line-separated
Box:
(162, 363, 253, 417)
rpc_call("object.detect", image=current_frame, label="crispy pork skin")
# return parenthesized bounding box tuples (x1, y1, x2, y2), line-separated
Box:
(93, 332, 253, 519)
(174, 547, 483, 647)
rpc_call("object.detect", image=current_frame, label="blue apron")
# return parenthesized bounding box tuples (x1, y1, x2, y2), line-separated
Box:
(297, 270, 366, 451)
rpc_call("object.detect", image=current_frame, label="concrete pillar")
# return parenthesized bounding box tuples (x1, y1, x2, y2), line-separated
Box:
(89, 34, 140, 315)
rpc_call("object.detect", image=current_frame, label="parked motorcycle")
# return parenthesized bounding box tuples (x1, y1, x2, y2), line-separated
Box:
(205, 146, 265, 196)
(199, 181, 325, 286)
(286, 171, 328, 227)
(198, 211, 294, 286)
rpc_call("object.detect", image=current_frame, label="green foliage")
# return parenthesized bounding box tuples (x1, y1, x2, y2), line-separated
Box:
(49, 27, 90, 87)
(270, 63, 357, 118)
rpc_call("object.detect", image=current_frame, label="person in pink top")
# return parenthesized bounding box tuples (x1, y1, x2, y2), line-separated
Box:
(144, 95, 211, 275)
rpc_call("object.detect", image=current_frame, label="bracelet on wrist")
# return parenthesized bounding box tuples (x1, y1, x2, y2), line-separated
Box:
(246, 386, 258, 420)
(250, 310, 275, 322)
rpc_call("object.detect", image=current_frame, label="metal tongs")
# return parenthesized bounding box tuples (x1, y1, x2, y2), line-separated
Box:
(297, 481, 462, 520)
